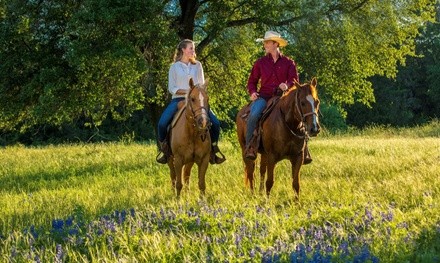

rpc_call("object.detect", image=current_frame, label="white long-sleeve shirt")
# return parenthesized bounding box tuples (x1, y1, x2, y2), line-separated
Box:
(168, 60, 205, 99)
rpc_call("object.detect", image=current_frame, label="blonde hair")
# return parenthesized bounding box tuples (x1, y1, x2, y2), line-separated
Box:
(173, 39, 196, 64)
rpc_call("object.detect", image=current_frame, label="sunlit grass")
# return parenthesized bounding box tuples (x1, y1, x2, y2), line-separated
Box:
(0, 125, 439, 262)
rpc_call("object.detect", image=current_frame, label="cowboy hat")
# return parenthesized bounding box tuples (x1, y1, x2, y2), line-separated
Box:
(256, 31, 288, 47)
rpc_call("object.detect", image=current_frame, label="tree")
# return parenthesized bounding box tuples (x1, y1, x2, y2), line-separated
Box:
(346, 2, 440, 127)
(0, 0, 436, 140)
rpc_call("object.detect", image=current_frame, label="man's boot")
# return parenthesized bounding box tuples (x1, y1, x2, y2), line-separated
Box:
(245, 144, 257, 160)
(210, 143, 226, 164)
(245, 132, 259, 161)
(156, 141, 169, 164)
(303, 144, 312, 165)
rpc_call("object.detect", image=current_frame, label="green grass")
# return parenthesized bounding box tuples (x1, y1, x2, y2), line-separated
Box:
(0, 124, 439, 262)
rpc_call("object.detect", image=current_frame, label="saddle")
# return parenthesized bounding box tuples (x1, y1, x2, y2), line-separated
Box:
(240, 95, 281, 152)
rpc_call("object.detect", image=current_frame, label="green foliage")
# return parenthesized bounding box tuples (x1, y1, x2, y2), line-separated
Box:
(0, 0, 437, 143)
(290, 0, 435, 107)
(346, 7, 440, 127)
(319, 101, 348, 132)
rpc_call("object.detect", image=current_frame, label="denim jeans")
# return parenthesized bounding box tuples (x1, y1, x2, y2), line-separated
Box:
(157, 98, 221, 143)
(246, 97, 267, 145)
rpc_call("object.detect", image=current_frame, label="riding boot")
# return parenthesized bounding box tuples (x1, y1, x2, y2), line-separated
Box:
(210, 143, 226, 164)
(156, 140, 169, 164)
(303, 144, 312, 165)
(245, 144, 257, 161)
(245, 131, 260, 161)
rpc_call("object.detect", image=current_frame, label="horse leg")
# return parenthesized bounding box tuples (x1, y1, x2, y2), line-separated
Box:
(259, 155, 267, 194)
(197, 158, 209, 197)
(173, 158, 184, 198)
(183, 162, 194, 191)
(265, 158, 276, 197)
(167, 156, 176, 189)
(290, 156, 303, 201)
(244, 158, 255, 193)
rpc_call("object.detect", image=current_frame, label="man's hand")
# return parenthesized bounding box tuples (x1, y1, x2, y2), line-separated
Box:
(279, 83, 288, 91)
(250, 92, 259, 101)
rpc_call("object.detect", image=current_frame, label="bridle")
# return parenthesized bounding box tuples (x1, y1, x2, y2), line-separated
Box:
(186, 86, 211, 141)
(283, 87, 318, 139)
(294, 88, 318, 123)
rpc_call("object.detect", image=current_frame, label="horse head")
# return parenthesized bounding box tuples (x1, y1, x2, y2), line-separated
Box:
(294, 78, 320, 137)
(187, 78, 211, 132)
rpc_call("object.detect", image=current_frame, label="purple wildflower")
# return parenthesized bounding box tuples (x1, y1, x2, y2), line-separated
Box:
(55, 244, 64, 263)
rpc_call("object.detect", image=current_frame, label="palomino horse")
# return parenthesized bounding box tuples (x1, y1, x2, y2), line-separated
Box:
(236, 78, 320, 200)
(167, 79, 211, 198)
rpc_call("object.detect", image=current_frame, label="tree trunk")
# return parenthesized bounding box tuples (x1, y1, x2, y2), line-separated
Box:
(178, 0, 199, 40)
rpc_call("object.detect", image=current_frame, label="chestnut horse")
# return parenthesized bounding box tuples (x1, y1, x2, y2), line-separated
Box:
(167, 79, 211, 198)
(236, 78, 320, 200)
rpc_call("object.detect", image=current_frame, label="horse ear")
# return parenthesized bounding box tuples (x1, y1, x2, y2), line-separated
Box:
(189, 78, 195, 90)
(311, 77, 317, 87)
(294, 79, 301, 88)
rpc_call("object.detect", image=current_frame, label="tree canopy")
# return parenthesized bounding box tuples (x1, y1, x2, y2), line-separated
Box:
(0, 0, 436, 139)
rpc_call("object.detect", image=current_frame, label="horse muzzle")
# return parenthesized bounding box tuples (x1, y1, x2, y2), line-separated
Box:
(304, 113, 320, 137)
(308, 124, 320, 137)
(195, 114, 211, 131)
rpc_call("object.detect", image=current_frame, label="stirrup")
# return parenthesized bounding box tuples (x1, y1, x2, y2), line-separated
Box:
(156, 151, 168, 164)
(303, 156, 312, 165)
(210, 145, 226, 164)
(303, 145, 312, 165)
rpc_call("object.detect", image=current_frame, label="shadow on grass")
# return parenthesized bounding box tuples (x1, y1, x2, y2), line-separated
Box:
(0, 160, 148, 194)
(408, 222, 440, 262)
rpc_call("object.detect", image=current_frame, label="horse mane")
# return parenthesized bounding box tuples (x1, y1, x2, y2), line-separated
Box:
(282, 80, 318, 100)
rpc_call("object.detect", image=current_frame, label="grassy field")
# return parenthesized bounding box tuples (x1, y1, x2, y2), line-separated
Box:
(0, 122, 439, 262)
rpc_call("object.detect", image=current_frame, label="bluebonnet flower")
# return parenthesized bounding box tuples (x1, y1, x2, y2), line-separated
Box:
(325, 244, 333, 254)
(338, 241, 349, 256)
(52, 220, 64, 231)
(364, 208, 374, 223)
(29, 225, 39, 239)
(314, 229, 323, 240)
(55, 244, 64, 263)
(249, 248, 256, 258)
(380, 211, 393, 222)
(68, 228, 79, 236)
(353, 246, 371, 262)
(65, 217, 73, 227)
(234, 233, 242, 247)
(397, 222, 408, 229)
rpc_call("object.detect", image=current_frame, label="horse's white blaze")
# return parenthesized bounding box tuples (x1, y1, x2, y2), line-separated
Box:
(306, 95, 318, 127)
(199, 92, 207, 115)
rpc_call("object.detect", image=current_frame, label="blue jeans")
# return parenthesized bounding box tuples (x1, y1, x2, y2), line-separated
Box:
(158, 98, 220, 143)
(246, 98, 267, 145)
